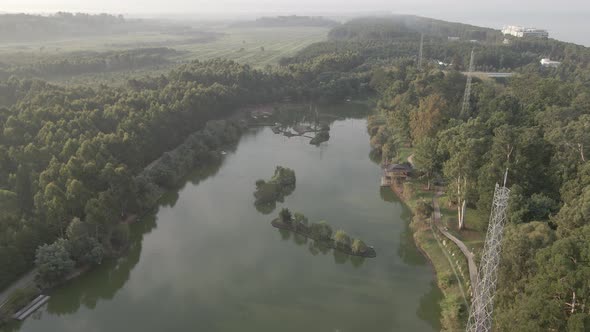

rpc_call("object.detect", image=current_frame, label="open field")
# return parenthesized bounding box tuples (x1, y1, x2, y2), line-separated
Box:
(0, 26, 328, 69)
(0, 26, 328, 85)
(173, 27, 328, 66)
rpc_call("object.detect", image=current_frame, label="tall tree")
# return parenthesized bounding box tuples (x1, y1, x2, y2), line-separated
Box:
(15, 164, 33, 215)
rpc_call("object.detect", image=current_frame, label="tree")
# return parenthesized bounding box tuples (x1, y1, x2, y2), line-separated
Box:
(279, 208, 292, 223)
(293, 212, 308, 227)
(311, 221, 332, 241)
(409, 94, 446, 144)
(413, 137, 439, 190)
(416, 200, 434, 219)
(333, 230, 352, 248)
(42, 182, 69, 237)
(66, 218, 104, 266)
(439, 121, 488, 229)
(15, 164, 33, 215)
(351, 239, 368, 254)
(35, 238, 75, 288)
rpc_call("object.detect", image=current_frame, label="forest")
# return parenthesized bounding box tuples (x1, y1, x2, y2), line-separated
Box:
(353, 19, 590, 331)
(0, 13, 589, 331)
(0, 12, 198, 43)
(0, 48, 178, 80)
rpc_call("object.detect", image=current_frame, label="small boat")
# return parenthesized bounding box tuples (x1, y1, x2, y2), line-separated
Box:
(220, 151, 227, 155)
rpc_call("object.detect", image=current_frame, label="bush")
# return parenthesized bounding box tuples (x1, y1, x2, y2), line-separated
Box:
(279, 208, 292, 223)
(111, 223, 130, 249)
(310, 221, 333, 241)
(351, 239, 368, 254)
(35, 238, 75, 288)
(293, 212, 308, 226)
(416, 200, 434, 219)
(333, 230, 352, 248)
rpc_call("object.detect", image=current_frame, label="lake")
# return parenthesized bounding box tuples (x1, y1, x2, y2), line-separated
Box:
(14, 103, 442, 332)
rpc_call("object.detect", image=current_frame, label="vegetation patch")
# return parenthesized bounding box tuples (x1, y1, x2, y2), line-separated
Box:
(271, 208, 377, 258)
(253, 166, 296, 213)
(309, 130, 330, 145)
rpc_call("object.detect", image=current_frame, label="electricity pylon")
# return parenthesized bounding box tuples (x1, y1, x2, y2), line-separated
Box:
(460, 49, 475, 118)
(466, 172, 511, 332)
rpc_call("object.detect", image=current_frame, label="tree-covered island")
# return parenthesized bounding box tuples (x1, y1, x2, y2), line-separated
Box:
(271, 208, 377, 258)
(253, 167, 296, 212)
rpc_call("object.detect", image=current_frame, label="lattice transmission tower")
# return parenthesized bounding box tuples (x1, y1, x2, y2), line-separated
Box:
(466, 172, 511, 332)
(418, 33, 424, 70)
(460, 49, 475, 118)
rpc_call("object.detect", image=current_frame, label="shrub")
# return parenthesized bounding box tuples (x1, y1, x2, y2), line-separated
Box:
(416, 200, 434, 219)
(333, 230, 352, 248)
(351, 239, 368, 254)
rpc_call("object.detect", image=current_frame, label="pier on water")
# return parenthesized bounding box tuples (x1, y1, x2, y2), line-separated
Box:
(12, 294, 50, 321)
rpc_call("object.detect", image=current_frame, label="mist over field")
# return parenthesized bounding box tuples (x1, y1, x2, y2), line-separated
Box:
(3, 0, 590, 45)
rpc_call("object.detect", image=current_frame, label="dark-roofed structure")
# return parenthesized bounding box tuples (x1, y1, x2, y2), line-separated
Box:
(381, 163, 412, 186)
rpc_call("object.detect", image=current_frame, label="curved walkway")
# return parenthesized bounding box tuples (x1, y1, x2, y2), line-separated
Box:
(432, 189, 478, 293)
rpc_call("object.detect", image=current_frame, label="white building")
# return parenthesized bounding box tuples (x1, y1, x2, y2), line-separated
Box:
(502, 25, 549, 38)
(540, 58, 561, 67)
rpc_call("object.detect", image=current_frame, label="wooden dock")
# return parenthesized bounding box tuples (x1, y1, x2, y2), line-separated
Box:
(12, 294, 50, 321)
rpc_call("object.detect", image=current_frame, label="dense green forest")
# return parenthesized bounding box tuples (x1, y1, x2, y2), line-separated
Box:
(281, 16, 590, 72)
(1, 13, 589, 331)
(334, 17, 590, 331)
(0, 48, 178, 80)
(0, 49, 370, 294)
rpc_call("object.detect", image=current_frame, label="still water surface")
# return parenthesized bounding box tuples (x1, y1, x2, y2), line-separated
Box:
(16, 105, 442, 332)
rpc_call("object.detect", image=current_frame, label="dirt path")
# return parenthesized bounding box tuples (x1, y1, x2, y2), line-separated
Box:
(0, 269, 37, 309)
(432, 189, 478, 293)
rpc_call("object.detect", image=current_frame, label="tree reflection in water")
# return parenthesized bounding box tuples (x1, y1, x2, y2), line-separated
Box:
(275, 229, 365, 268)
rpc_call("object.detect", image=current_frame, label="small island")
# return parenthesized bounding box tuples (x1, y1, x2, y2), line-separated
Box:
(309, 129, 330, 145)
(254, 166, 296, 209)
(271, 208, 377, 258)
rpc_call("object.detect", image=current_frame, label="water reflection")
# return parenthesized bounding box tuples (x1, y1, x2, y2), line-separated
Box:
(379, 186, 396, 203)
(46, 215, 157, 316)
(24, 159, 225, 322)
(255, 102, 370, 148)
(255, 201, 276, 215)
(13, 111, 442, 332)
(369, 149, 382, 165)
(276, 229, 366, 268)
(417, 281, 444, 331)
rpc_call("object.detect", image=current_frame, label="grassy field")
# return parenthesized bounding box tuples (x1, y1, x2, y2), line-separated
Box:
(0, 26, 328, 85)
(0, 26, 328, 68)
(173, 27, 328, 66)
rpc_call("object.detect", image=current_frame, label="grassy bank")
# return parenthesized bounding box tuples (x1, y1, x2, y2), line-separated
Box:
(392, 177, 474, 331)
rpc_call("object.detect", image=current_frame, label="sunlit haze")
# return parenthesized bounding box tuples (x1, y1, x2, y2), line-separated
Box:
(3, 0, 590, 45)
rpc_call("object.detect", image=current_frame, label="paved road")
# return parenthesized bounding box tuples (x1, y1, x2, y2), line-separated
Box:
(0, 269, 37, 308)
(432, 190, 478, 292)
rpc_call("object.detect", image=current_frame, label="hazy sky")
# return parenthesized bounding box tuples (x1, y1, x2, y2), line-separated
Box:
(3, 0, 590, 45)
(4, 0, 589, 15)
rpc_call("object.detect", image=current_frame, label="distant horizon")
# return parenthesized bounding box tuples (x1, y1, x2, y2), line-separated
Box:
(1, 8, 588, 46)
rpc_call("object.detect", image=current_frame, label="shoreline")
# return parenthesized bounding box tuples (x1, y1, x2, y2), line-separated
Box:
(388, 180, 469, 330)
